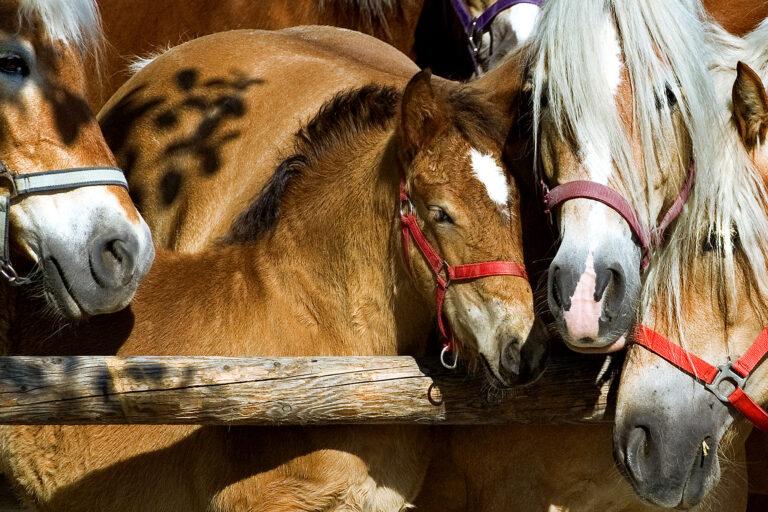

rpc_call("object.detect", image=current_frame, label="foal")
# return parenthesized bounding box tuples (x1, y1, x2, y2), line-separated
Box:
(3, 49, 543, 512)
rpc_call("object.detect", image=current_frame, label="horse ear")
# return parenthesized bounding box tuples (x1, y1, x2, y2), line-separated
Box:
(733, 61, 768, 149)
(400, 69, 446, 158)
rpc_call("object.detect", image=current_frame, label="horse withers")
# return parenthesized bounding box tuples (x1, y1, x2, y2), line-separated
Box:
(614, 24, 768, 509)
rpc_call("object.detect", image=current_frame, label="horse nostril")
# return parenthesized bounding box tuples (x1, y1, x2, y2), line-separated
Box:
(594, 266, 613, 302)
(498, 337, 522, 383)
(625, 425, 651, 482)
(89, 232, 139, 289)
(549, 266, 565, 310)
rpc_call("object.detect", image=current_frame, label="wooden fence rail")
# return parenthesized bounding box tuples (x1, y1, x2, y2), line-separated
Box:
(0, 348, 620, 425)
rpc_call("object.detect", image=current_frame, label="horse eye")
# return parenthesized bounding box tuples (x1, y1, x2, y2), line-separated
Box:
(0, 53, 29, 78)
(429, 206, 454, 224)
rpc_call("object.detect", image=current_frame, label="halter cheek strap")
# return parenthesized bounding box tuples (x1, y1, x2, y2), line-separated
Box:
(542, 165, 696, 269)
(0, 166, 129, 285)
(399, 181, 528, 369)
(450, 0, 544, 74)
(634, 325, 768, 431)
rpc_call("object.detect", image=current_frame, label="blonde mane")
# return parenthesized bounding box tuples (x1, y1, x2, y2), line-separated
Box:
(18, 0, 102, 52)
(642, 19, 768, 340)
(530, 0, 717, 228)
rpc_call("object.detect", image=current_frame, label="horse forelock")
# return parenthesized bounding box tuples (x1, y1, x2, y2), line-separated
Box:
(18, 0, 102, 53)
(530, 0, 717, 230)
(642, 18, 768, 345)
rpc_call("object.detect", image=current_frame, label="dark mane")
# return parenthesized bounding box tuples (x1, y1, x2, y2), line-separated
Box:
(446, 86, 506, 148)
(324, 0, 400, 35)
(224, 80, 507, 245)
(224, 84, 401, 244)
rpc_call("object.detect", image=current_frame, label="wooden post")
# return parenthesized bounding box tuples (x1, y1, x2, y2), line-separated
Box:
(0, 347, 620, 425)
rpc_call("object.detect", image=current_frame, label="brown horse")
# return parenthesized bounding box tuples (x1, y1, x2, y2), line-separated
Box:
(704, 0, 768, 36)
(2, 27, 543, 511)
(93, 0, 542, 107)
(0, 0, 153, 326)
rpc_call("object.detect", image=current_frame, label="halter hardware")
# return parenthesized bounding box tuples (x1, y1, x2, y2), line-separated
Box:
(399, 180, 529, 370)
(0, 165, 128, 286)
(450, 0, 544, 74)
(705, 362, 748, 403)
(541, 165, 696, 269)
(634, 325, 768, 431)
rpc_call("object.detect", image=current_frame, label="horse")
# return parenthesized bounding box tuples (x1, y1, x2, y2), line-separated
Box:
(93, 0, 542, 107)
(1, 27, 545, 511)
(704, 0, 768, 36)
(613, 21, 768, 509)
(527, 0, 717, 352)
(0, 0, 153, 328)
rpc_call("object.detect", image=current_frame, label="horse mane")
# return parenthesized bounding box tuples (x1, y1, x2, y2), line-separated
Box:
(18, 0, 103, 53)
(225, 84, 401, 244)
(322, 0, 399, 34)
(225, 79, 505, 244)
(529, 0, 717, 227)
(643, 18, 768, 340)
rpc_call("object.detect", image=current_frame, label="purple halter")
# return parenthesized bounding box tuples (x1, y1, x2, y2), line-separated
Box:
(450, 0, 543, 73)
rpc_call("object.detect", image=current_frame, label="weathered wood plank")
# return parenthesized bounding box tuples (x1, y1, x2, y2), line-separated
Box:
(0, 347, 620, 425)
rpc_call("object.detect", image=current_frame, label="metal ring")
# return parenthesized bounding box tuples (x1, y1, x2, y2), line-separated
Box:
(1, 261, 29, 286)
(440, 344, 458, 370)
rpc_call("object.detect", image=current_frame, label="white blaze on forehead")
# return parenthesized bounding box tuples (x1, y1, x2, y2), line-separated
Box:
(498, 3, 541, 44)
(470, 148, 509, 208)
(601, 19, 624, 95)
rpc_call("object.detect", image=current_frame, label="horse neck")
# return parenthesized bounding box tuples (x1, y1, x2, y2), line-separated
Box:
(255, 130, 434, 355)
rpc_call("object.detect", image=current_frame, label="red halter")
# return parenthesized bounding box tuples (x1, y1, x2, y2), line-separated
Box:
(541, 166, 696, 269)
(399, 181, 529, 369)
(634, 325, 768, 431)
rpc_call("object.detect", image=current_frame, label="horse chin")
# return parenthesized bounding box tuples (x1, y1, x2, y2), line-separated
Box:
(565, 333, 627, 354)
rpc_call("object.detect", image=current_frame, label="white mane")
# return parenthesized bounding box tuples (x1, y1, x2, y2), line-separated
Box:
(643, 18, 768, 336)
(529, 0, 717, 227)
(19, 0, 102, 52)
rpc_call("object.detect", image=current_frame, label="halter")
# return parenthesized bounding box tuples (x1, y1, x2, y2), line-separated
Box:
(399, 180, 528, 369)
(0, 165, 129, 286)
(450, 0, 543, 74)
(541, 165, 696, 269)
(634, 325, 768, 431)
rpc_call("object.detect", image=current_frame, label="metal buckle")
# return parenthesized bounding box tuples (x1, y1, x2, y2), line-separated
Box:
(705, 362, 747, 403)
(468, 19, 482, 57)
(0, 168, 16, 197)
(440, 344, 458, 370)
(399, 195, 415, 217)
(0, 261, 30, 286)
(436, 260, 452, 289)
